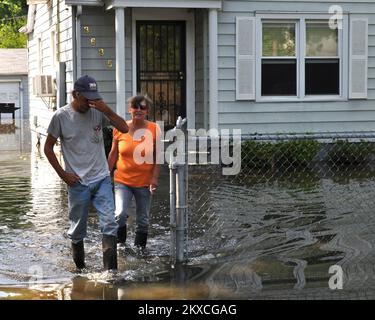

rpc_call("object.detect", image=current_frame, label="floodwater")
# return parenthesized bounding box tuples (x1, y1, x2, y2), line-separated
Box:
(1, 118, 375, 300)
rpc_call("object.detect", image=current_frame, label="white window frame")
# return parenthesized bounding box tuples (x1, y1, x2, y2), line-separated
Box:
(37, 34, 43, 74)
(50, 26, 58, 70)
(255, 13, 349, 102)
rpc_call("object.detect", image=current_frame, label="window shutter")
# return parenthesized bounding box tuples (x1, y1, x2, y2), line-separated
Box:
(349, 18, 368, 99)
(236, 17, 255, 100)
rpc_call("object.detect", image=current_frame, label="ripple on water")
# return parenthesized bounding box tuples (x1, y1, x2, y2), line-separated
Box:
(3, 121, 375, 299)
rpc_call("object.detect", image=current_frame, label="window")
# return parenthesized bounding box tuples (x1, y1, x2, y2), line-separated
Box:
(37, 36, 43, 74)
(50, 28, 58, 69)
(257, 16, 347, 101)
(261, 23, 297, 96)
(305, 21, 339, 95)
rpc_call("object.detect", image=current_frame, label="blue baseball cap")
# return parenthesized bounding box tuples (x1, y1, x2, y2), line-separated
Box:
(74, 75, 102, 100)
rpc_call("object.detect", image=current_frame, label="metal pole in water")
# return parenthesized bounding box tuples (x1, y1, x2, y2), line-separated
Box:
(169, 156, 177, 264)
(183, 129, 189, 261)
(176, 161, 186, 262)
(173, 117, 188, 263)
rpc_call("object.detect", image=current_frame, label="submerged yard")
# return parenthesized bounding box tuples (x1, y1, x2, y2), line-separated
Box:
(1, 118, 375, 299)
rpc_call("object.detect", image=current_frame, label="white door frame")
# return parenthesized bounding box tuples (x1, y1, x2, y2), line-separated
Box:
(132, 8, 196, 129)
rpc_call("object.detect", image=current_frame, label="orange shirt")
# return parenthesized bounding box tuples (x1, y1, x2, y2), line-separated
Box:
(113, 121, 160, 187)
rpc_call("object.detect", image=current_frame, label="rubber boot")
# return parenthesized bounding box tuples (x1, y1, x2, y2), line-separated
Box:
(117, 225, 127, 244)
(72, 240, 85, 269)
(134, 232, 148, 248)
(102, 235, 118, 270)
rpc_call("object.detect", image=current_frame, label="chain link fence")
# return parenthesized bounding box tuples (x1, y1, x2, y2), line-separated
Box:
(170, 131, 375, 299)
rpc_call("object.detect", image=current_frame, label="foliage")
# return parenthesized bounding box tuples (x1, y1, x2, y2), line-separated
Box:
(242, 138, 375, 169)
(241, 139, 321, 169)
(274, 140, 321, 166)
(327, 139, 375, 165)
(0, 0, 28, 48)
(241, 140, 275, 169)
(262, 23, 295, 57)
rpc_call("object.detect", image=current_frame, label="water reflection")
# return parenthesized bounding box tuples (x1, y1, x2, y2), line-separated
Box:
(0, 119, 32, 230)
(187, 161, 375, 298)
(0, 118, 180, 298)
(2, 119, 375, 299)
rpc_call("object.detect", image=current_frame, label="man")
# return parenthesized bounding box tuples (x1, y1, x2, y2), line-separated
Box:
(44, 75, 128, 271)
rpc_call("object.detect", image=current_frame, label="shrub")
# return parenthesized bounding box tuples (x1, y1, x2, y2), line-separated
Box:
(327, 140, 375, 165)
(241, 139, 321, 169)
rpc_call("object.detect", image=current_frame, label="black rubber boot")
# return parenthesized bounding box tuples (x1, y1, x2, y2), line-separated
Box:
(102, 235, 118, 271)
(72, 240, 85, 269)
(117, 225, 127, 244)
(134, 232, 148, 248)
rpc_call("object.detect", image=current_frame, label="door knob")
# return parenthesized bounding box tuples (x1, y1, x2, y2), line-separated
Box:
(179, 71, 184, 80)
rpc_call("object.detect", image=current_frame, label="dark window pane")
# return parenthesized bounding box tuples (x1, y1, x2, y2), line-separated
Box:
(305, 59, 339, 95)
(261, 59, 297, 96)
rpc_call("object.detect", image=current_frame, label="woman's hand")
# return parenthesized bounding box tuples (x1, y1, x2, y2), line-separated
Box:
(149, 177, 158, 194)
(149, 184, 157, 195)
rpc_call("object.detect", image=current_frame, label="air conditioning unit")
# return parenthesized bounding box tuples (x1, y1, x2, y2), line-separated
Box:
(33, 75, 55, 97)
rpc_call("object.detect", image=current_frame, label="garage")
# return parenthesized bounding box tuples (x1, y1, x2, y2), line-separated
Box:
(0, 49, 28, 121)
(0, 82, 20, 108)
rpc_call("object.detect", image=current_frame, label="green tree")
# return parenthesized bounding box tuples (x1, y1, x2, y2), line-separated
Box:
(0, 0, 28, 48)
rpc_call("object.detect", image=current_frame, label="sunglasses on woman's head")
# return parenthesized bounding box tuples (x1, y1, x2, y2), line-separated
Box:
(132, 103, 147, 110)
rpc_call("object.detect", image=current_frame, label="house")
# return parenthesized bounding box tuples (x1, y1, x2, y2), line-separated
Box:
(22, 0, 373, 137)
(0, 49, 29, 121)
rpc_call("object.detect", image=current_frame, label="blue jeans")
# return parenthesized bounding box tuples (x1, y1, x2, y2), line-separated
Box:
(67, 176, 118, 243)
(114, 183, 151, 234)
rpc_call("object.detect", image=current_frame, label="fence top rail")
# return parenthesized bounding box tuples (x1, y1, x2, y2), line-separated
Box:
(240, 132, 375, 141)
(167, 132, 375, 142)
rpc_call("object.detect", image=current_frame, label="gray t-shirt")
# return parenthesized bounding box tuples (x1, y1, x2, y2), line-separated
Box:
(47, 103, 111, 185)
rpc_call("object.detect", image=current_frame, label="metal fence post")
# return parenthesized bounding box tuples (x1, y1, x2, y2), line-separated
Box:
(169, 153, 177, 264)
(170, 117, 188, 264)
(175, 118, 188, 263)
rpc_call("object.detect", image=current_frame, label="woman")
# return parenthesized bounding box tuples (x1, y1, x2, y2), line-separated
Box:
(108, 95, 161, 248)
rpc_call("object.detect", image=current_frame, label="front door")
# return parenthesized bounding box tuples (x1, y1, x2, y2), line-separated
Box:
(136, 21, 186, 129)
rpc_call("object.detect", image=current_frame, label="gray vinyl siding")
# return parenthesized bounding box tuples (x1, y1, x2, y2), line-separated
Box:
(125, 8, 133, 103)
(28, 0, 73, 134)
(80, 6, 132, 113)
(21, 76, 29, 119)
(59, 1, 74, 95)
(80, 6, 116, 110)
(219, 0, 375, 134)
(195, 9, 206, 129)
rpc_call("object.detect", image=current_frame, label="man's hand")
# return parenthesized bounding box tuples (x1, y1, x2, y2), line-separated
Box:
(88, 100, 128, 133)
(62, 172, 81, 187)
(88, 99, 110, 113)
